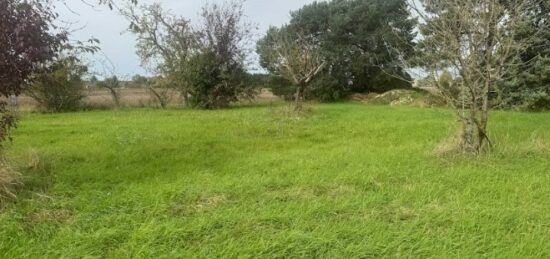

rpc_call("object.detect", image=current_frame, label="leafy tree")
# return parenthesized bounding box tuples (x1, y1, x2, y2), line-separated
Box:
(258, 0, 416, 101)
(122, 3, 195, 106)
(28, 57, 88, 112)
(123, 0, 254, 109)
(185, 1, 255, 109)
(499, 1, 550, 111)
(0, 0, 67, 143)
(131, 74, 149, 86)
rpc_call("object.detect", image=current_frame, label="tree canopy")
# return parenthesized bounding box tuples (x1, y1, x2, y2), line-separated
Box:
(257, 0, 416, 101)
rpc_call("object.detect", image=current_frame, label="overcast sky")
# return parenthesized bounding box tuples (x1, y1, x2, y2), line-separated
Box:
(56, 0, 319, 78)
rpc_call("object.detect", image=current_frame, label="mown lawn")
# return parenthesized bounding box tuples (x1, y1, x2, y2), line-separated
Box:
(1, 103, 549, 258)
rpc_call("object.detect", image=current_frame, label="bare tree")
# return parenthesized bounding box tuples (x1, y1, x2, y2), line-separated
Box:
(398, 0, 549, 153)
(257, 28, 326, 111)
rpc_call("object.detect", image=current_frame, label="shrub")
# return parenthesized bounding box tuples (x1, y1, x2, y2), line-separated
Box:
(28, 58, 87, 112)
(307, 74, 349, 102)
(186, 51, 253, 109)
(268, 75, 294, 101)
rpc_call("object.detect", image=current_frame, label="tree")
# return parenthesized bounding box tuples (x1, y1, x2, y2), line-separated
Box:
(257, 28, 326, 111)
(0, 0, 67, 143)
(185, 0, 255, 109)
(28, 57, 88, 112)
(498, 1, 550, 111)
(123, 0, 254, 109)
(257, 0, 416, 101)
(122, 3, 195, 106)
(131, 74, 149, 87)
(410, 0, 549, 153)
(90, 75, 99, 85)
(98, 76, 122, 107)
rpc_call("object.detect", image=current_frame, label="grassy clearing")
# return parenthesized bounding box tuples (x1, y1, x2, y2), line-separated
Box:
(0, 103, 549, 258)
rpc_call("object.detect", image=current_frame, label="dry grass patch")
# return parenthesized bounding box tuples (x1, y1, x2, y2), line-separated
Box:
(0, 157, 20, 204)
(171, 194, 227, 216)
(27, 209, 73, 224)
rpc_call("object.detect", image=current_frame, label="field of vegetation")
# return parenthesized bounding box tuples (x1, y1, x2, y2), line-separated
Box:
(1, 103, 549, 258)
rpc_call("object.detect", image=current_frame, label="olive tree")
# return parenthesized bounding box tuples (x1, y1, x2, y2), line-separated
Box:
(257, 27, 326, 111)
(406, 0, 549, 153)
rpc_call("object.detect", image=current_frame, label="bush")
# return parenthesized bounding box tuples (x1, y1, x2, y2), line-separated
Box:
(186, 51, 253, 109)
(307, 74, 349, 102)
(268, 75, 295, 100)
(28, 58, 87, 112)
(526, 96, 550, 112)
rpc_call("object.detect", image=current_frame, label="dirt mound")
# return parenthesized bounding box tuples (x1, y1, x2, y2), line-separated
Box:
(351, 89, 447, 107)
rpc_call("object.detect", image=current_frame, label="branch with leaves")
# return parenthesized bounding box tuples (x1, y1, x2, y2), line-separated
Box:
(257, 28, 327, 111)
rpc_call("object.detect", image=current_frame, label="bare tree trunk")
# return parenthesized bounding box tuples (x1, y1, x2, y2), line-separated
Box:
(294, 85, 304, 112)
(108, 88, 120, 107)
(462, 115, 479, 153)
(8, 94, 16, 107)
(149, 87, 167, 109)
(182, 89, 189, 107)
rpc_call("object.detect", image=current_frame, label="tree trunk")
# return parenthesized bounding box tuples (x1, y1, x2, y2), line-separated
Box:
(109, 88, 120, 107)
(8, 95, 16, 107)
(149, 87, 167, 109)
(294, 84, 304, 112)
(461, 116, 479, 153)
(182, 89, 189, 107)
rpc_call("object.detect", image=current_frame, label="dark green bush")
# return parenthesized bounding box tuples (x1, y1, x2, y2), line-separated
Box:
(186, 51, 253, 109)
(28, 58, 87, 112)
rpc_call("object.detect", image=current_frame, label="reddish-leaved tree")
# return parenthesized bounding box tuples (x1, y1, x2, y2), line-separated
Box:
(0, 0, 67, 144)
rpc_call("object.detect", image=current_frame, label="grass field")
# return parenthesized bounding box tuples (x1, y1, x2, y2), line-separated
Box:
(1, 103, 549, 258)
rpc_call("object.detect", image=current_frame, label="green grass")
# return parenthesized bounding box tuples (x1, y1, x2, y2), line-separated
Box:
(1, 103, 549, 258)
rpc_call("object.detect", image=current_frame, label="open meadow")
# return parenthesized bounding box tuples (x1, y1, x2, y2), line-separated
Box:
(0, 103, 549, 258)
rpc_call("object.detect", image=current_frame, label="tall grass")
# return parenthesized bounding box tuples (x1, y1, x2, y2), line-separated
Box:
(0, 156, 19, 203)
(0, 103, 549, 257)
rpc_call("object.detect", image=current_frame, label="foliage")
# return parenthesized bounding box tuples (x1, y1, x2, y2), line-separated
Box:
(184, 51, 249, 109)
(257, 0, 416, 102)
(257, 27, 326, 110)
(123, 1, 253, 109)
(131, 74, 149, 86)
(28, 57, 88, 112)
(1, 104, 549, 256)
(186, 1, 254, 109)
(0, 0, 67, 97)
(266, 75, 295, 100)
(411, 0, 548, 153)
(0, 0, 67, 146)
(123, 3, 195, 104)
(0, 103, 16, 146)
(498, 2, 550, 111)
